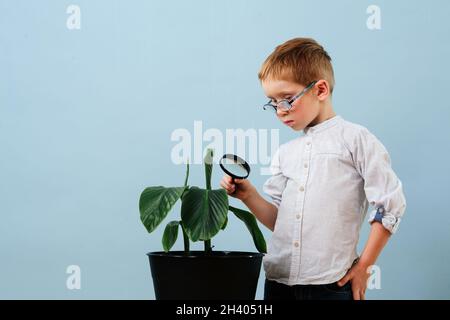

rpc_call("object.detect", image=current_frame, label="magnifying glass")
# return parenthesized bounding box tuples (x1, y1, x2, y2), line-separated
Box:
(219, 154, 251, 188)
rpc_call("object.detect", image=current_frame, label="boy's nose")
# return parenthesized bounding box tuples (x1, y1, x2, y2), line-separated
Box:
(276, 108, 288, 117)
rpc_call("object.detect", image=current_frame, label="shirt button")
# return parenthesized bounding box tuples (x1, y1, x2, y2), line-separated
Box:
(306, 142, 311, 146)
(294, 242, 299, 247)
(304, 163, 308, 168)
(296, 214, 301, 219)
(299, 186, 305, 192)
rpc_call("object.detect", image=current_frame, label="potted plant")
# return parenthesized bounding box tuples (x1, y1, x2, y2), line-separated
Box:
(139, 148, 267, 300)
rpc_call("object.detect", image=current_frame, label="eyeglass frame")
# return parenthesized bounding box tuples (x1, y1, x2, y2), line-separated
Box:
(263, 80, 318, 113)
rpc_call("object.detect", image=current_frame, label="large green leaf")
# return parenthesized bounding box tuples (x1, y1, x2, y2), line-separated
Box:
(181, 187, 228, 241)
(221, 216, 228, 230)
(139, 186, 186, 233)
(162, 220, 180, 252)
(229, 206, 267, 253)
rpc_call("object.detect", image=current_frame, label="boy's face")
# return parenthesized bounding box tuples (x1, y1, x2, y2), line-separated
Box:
(261, 79, 321, 131)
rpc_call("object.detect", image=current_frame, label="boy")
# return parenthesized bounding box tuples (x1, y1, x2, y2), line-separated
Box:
(220, 38, 406, 300)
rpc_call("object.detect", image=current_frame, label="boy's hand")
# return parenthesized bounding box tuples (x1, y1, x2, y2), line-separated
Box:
(220, 174, 256, 201)
(337, 261, 370, 300)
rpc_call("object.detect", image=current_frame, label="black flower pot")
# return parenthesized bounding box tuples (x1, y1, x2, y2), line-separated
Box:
(147, 251, 264, 300)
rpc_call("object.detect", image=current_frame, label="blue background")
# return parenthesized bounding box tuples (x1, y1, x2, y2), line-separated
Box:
(1, 0, 449, 299)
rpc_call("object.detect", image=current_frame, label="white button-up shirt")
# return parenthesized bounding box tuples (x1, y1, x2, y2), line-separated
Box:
(262, 115, 406, 285)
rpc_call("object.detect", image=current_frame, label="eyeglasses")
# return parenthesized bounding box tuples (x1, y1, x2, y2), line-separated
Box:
(263, 80, 318, 113)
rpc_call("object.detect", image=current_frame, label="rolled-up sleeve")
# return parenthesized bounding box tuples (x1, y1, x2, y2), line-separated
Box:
(353, 128, 406, 234)
(262, 148, 288, 208)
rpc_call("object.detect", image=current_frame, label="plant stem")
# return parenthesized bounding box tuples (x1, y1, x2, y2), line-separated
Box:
(204, 239, 211, 252)
(184, 161, 189, 187)
(181, 223, 190, 253)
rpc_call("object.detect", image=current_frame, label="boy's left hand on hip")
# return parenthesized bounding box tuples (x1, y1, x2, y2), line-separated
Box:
(337, 261, 370, 300)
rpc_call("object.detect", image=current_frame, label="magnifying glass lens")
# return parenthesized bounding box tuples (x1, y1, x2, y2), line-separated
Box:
(219, 154, 250, 180)
(221, 159, 248, 177)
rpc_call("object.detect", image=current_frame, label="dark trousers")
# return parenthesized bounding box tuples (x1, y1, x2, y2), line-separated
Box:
(264, 278, 353, 300)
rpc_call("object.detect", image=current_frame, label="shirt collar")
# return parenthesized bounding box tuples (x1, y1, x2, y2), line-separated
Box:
(303, 115, 342, 136)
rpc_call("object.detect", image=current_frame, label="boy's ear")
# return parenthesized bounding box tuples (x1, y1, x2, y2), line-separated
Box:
(315, 80, 331, 101)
